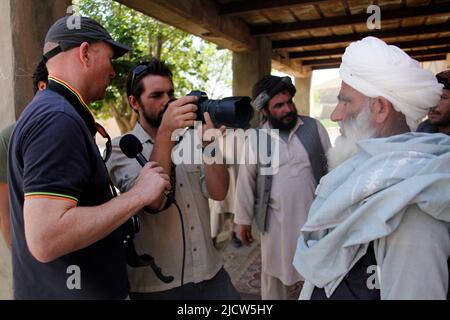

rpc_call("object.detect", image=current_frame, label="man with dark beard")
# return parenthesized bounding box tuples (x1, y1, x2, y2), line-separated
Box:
(234, 75, 331, 299)
(106, 58, 239, 299)
(417, 70, 450, 135)
(293, 37, 449, 300)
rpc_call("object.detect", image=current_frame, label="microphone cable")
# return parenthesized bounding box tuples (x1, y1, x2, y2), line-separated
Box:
(165, 193, 186, 287)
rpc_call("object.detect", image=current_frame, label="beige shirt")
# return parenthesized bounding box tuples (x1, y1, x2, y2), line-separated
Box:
(234, 118, 331, 285)
(107, 123, 222, 293)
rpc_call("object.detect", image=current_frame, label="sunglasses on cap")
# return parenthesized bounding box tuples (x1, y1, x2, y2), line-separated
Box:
(129, 64, 150, 94)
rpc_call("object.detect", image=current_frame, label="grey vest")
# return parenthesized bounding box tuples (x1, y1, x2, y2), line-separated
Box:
(254, 116, 328, 233)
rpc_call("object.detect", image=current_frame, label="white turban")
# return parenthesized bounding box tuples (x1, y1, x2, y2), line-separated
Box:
(339, 36, 443, 131)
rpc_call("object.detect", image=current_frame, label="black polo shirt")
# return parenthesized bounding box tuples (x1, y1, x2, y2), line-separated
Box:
(8, 77, 129, 299)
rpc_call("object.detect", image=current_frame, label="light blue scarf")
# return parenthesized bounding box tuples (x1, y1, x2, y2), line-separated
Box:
(293, 132, 450, 297)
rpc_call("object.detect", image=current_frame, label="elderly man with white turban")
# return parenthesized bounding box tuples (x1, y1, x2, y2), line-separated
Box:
(293, 36, 450, 300)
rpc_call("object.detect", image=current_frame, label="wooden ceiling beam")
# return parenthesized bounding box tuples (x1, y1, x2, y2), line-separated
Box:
(219, 0, 330, 16)
(271, 52, 312, 78)
(302, 58, 341, 66)
(290, 47, 345, 59)
(290, 43, 450, 59)
(273, 22, 450, 49)
(253, 3, 450, 36)
(304, 53, 448, 66)
(392, 36, 450, 50)
(311, 54, 448, 70)
(116, 0, 257, 52)
(311, 64, 340, 70)
(404, 47, 450, 57)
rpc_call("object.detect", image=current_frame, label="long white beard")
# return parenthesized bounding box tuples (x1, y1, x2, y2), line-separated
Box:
(327, 106, 377, 170)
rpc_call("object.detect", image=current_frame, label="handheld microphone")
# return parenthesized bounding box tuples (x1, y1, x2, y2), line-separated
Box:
(119, 134, 175, 203)
(119, 134, 147, 166)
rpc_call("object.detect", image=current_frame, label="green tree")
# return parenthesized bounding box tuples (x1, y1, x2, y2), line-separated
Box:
(73, 0, 231, 134)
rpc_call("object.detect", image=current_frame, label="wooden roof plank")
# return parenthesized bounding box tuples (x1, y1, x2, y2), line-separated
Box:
(291, 45, 450, 59)
(219, 0, 330, 16)
(304, 53, 448, 65)
(273, 22, 450, 48)
(116, 0, 257, 52)
(251, 2, 450, 36)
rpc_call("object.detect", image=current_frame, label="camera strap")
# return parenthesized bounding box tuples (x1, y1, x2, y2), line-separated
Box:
(96, 139, 174, 283)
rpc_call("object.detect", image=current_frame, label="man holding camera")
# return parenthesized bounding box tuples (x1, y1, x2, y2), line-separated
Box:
(106, 58, 240, 299)
(234, 75, 331, 299)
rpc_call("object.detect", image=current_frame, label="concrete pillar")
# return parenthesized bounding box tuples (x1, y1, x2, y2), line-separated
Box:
(0, 0, 15, 131)
(232, 38, 271, 127)
(294, 75, 312, 117)
(0, 0, 71, 300)
(0, 0, 71, 131)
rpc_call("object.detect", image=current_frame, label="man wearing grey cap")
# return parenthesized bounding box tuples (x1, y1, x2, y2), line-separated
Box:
(8, 16, 170, 299)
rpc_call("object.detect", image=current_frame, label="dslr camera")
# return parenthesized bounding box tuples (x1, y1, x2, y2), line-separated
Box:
(187, 90, 254, 129)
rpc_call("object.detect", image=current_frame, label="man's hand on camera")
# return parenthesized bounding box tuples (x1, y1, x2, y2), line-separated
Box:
(130, 161, 170, 208)
(159, 95, 198, 137)
(200, 112, 226, 148)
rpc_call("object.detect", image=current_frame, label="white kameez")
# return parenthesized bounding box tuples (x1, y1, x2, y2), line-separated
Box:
(234, 118, 331, 286)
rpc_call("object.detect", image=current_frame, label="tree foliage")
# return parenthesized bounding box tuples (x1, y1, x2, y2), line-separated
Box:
(73, 0, 231, 133)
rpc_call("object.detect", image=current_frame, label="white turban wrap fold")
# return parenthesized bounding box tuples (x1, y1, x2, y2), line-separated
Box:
(339, 36, 443, 131)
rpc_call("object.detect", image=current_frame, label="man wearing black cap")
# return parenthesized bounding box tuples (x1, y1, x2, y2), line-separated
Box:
(234, 75, 331, 299)
(107, 58, 239, 300)
(8, 16, 170, 299)
(417, 70, 450, 135)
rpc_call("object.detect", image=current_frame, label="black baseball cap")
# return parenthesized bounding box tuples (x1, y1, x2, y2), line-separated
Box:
(43, 15, 131, 62)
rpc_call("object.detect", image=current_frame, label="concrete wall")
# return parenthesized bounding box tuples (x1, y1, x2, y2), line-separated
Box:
(232, 38, 271, 127)
(0, 0, 71, 131)
(0, 0, 15, 131)
(0, 0, 71, 300)
(294, 76, 312, 117)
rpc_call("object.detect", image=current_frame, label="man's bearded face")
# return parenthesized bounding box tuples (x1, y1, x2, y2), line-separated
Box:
(136, 74, 174, 128)
(428, 88, 450, 129)
(267, 109, 298, 131)
(327, 99, 377, 170)
(265, 90, 298, 131)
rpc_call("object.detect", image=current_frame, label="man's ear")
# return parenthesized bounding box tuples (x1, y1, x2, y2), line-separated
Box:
(78, 42, 90, 67)
(371, 97, 392, 124)
(260, 107, 269, 118)
(38, 81, 47, 91)
(128, 95, 140, 113)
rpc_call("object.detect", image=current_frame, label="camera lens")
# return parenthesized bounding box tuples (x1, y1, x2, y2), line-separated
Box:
(188, 91, 254, 128)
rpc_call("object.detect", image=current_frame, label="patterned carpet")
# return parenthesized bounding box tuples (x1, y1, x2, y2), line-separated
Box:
(222, 240, 261, 300)
(234, 245, 261, 300)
